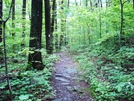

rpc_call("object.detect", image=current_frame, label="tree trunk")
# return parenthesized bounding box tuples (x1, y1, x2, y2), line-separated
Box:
(0, 0, 3, 64)
(51, 0, 56, 35)
(68, 0, 69, 8)
(21, 0, 26, 46)
(12, 0, 15, 36)
(99, 0, 102, 39)
(28, 0, 44, 70)
(86, 0, 88, 7)
(89, 0, 92, 10)
(45, 0, 53, 54)
(59, 0, 66, 48)
(75, 0, 77, 6)
(119, 0, 123, 48)
(0, 0, 2, 43)
(54, 1, 59, 51)
(106, 0, 108, 8)
(59, 34, 63, 48)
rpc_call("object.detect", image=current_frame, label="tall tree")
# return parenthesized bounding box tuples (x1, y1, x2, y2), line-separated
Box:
(45, 0, 53, 54)
(85, 0, 88, 7)
(28, 0, 44, 70)
(68, 0, 70, 7)
(54, 0, 59, 51)
(75, 0, 77, 6)
(0, 0, 3, 62)
(51, 0, 56, 35)
(59, 0, 64, 48)
(51, 0, 56, 51)
(89, 0, 93, 10)
(0, 0, 2, 43)
(21, 0, 26, 46)
(12, 0, 15, 36)
(119, 0, 127, 48)
(99, 0, 102, 38)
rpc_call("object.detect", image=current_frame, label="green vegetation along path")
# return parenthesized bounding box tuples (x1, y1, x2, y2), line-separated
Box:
(51, 50, 94, 101)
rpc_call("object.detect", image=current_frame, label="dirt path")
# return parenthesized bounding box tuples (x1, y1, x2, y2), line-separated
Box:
(51, 51, 94, 101)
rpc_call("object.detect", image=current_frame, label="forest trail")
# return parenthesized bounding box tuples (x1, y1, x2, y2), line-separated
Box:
(51, 50, 94, 101)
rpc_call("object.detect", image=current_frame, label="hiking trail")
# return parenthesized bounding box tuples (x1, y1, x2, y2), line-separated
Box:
(51, 50, 94, 101)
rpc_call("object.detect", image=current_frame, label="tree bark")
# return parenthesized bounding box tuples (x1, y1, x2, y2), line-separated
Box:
(45, 0, 53, 54)
(0, 0, 2, 42)
(28, 0, 44, 70)
(54, 1, 59, 51)
(21, 0, 26, 46)
(59, 0, 64, 48)
(0, 0, 3, 65)
(12, 0, 15, 36)
(51, 0, 56, 35)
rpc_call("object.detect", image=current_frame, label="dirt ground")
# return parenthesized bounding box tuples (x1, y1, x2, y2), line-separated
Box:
(51, 51, 94, 101)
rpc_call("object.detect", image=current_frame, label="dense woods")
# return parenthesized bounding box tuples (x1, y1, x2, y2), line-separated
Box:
(0, 0, 134, 101)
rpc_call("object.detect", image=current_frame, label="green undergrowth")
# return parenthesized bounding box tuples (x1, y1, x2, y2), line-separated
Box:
(0, 53, 59, 101)
(70, 44, 134, 100)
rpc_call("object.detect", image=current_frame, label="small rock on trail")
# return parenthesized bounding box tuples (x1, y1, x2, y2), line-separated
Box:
(51, 51, 94, 101)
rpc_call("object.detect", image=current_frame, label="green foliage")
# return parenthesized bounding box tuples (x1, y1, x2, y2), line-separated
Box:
(74, 47, 134, 101)
(0, 53, 58, 100)
(67, 1, 134, 100)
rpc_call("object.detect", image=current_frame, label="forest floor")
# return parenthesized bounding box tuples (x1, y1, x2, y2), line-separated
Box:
(50, 50, 94, 101)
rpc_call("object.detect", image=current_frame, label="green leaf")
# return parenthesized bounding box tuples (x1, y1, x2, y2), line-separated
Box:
(19, 95, 30, 100)
(117, 86, 122, 92)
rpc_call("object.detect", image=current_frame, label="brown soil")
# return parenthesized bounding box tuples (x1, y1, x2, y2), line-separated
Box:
(51, 50, 94, 101)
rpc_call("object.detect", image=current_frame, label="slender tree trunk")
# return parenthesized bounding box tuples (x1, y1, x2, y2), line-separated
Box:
(28, 0, 44, 70)
(59, 0, 67, 47)
(11, 0, 15, 55)
(12, 0, 15, 36)
(0, 0, 3, 64)
(3, 22, 13, 101)
(99, 0, 102, 38)
(50, 0, 56, 52)
(51, 0, 56, 34)
(75, 0, 77, 6)
(59, 0, 64, 49)
(68, 0, 69, 8)
(106, 0, 108, 8)
(54, 1, 59, 51)
(100, 0, 102, 7)
(2, 0, 13, 99)
(89, 0, 92, 10)
(120, 0, 123, 48)
(45, 0, 53, 54)
(86, 0, 88, 7)
(59, 34, 63, 48)
(0, 0, 2, 43)
(21, 0, 26, 46)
